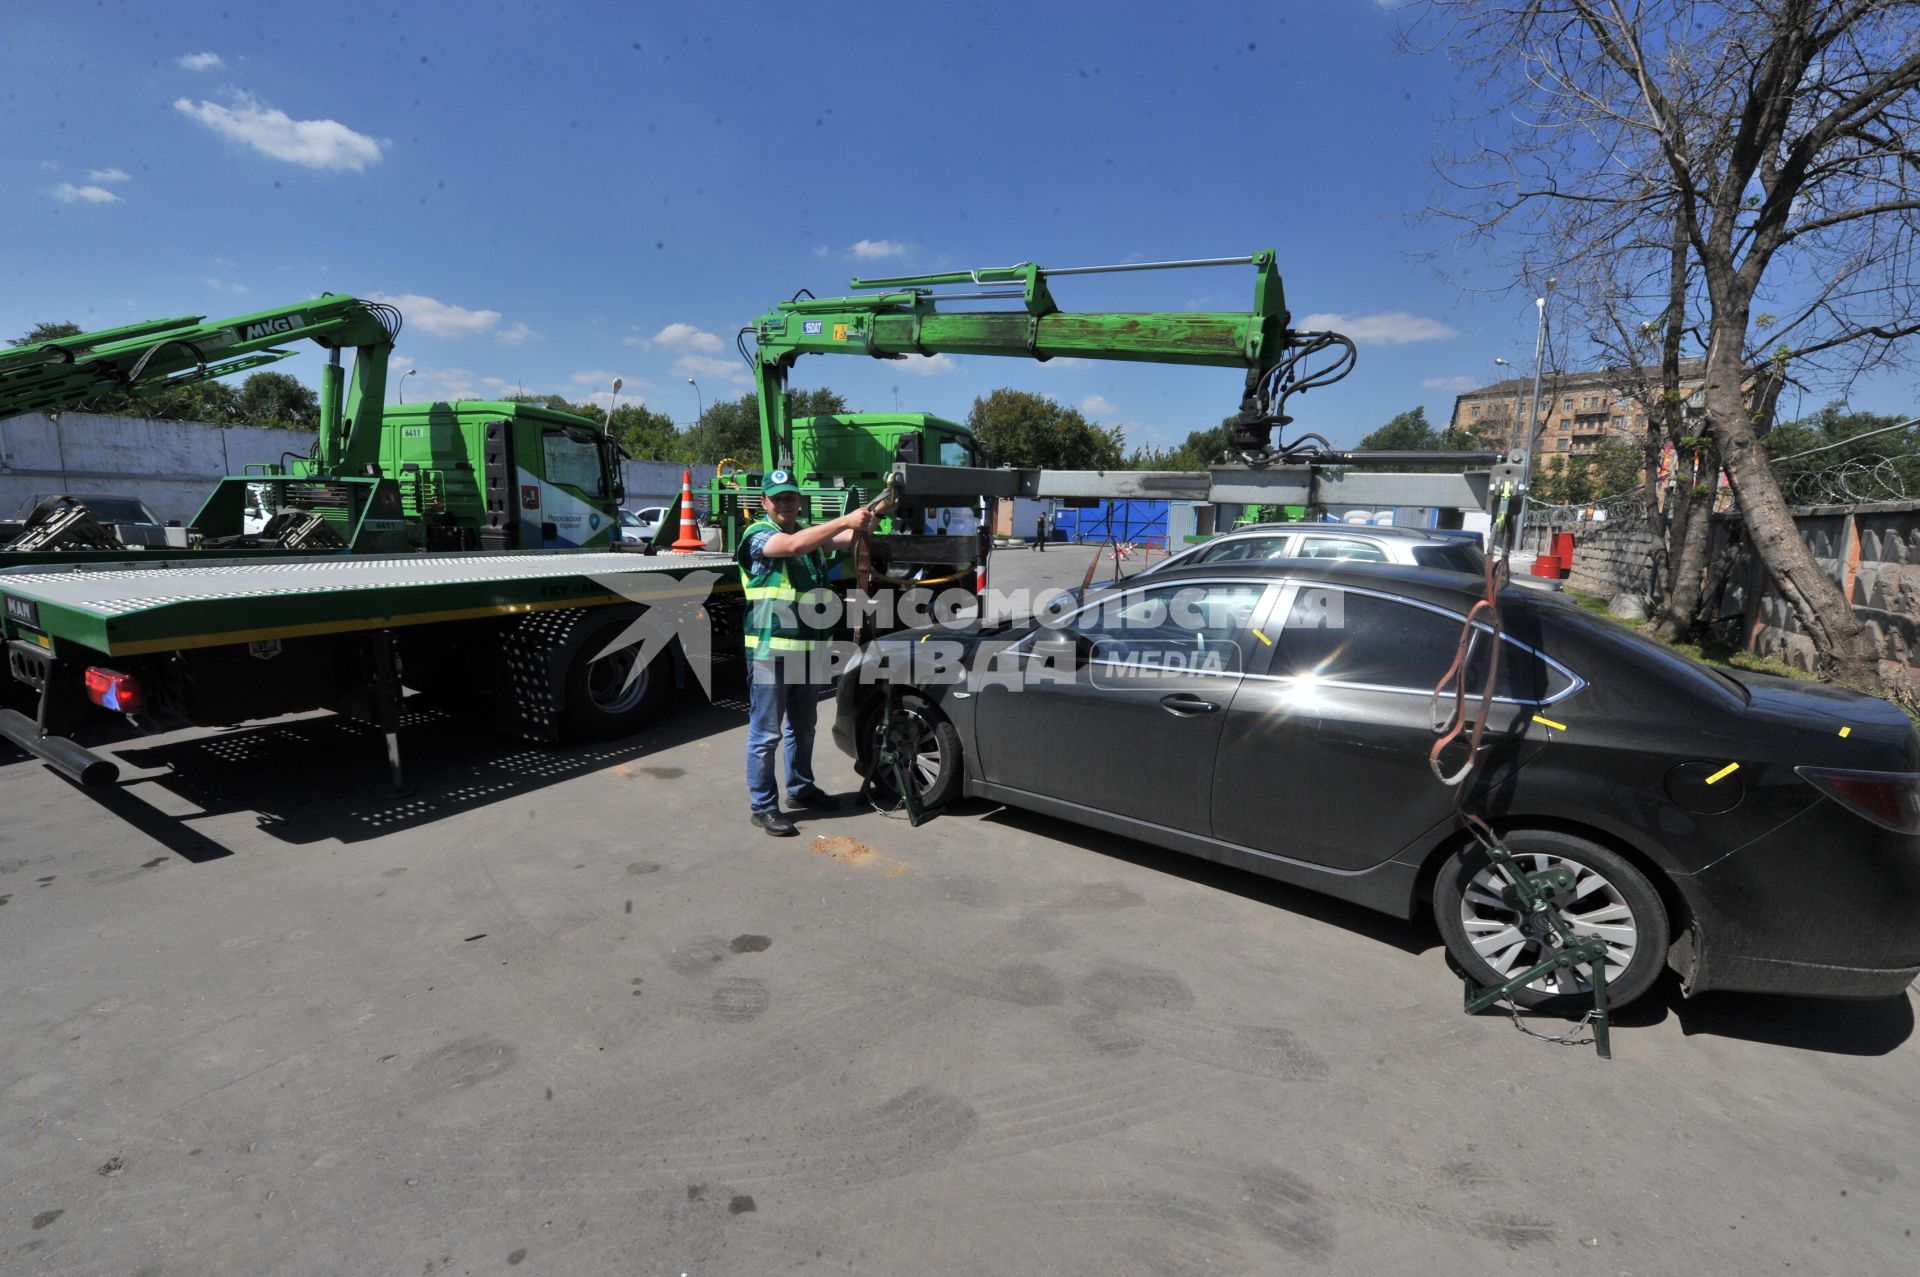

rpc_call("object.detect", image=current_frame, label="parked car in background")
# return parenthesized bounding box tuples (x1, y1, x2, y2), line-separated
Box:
(2, 492, 171, 548)
(837, 560, 1920, 1012)
(1125, 523, 1559, 590)
(617, 506, 667, 544)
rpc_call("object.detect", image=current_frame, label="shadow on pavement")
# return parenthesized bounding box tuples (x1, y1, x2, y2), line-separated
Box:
(974, 801, 1442, 956)
(1671, 988, 1914, 1056)
(80, 676, 751, 849)
(974, 802, 1917, 1055)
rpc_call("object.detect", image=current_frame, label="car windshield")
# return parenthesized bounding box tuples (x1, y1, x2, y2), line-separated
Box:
(1411, 543, 1486, 574)
(76, 497, 156, 524)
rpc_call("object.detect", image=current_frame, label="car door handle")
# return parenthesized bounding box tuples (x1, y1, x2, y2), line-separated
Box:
(1160, 693, 1219, 716)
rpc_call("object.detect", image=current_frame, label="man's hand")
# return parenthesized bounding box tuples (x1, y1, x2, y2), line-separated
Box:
(841, 507, 876, 535)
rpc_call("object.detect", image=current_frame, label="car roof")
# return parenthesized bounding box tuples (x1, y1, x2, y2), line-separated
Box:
(1114, 558, 1536, 611)
(1217, 523, 1470, 544)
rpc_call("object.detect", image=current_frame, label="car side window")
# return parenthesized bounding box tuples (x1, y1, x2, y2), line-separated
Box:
(1298, 537, 1389, 562)
(1198, 535, 1291, 564)
(1278, 587, 1551, 700)
(1276, 588, 1459, 686)
(1071, 583, 1267, 671)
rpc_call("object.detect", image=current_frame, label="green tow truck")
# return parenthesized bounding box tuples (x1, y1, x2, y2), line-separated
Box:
(0, 297, 735, 788)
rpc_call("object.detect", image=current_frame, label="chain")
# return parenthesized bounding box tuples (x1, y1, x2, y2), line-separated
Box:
(1503, 999, 1600, 1047)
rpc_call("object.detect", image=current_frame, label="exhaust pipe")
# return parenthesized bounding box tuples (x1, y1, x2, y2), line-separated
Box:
(0, 707, 119, 788)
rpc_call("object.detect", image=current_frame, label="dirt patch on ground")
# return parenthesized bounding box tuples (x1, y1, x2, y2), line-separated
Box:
(809, 835, 907, 878)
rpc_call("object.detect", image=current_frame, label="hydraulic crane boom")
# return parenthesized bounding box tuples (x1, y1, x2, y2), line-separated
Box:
(0, 295, 400, 475)
(749, 250, 1355, 471)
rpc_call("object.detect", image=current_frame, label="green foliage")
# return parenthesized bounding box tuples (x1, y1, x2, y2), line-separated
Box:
(1764, 401, 1920, 495)
(966, 388, 1125, 470)
(10, 321, 84, 346)
(1127, 418, 1236, 470)
(1532, 437, 1646, 505)
(236, 371, 319, 429)
(675, 387, 850, 466)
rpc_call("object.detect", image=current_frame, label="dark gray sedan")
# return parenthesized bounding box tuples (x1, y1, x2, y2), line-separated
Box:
(835, 561, 1920, 1011)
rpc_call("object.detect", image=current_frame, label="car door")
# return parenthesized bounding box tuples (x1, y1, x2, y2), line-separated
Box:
(1212, 582, 1554, 870)
(974, 579, 1279, 834)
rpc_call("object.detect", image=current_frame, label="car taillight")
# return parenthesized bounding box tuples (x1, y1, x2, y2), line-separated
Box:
(1796, 766, 1920, 834)
(84, 667, 144, 714)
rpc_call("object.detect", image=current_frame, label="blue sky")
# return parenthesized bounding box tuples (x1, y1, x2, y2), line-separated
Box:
(6, 1, 1912, 451)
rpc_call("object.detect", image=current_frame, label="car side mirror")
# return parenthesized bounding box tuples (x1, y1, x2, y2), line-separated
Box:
(1031, 628, 1087, 668)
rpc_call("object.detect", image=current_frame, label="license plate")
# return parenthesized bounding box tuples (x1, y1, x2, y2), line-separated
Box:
(3, 593, 40, 628)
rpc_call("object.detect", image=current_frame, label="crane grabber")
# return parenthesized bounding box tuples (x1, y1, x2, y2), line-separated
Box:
(0, 295, 401, 475)
(746, 250, 1359, 486)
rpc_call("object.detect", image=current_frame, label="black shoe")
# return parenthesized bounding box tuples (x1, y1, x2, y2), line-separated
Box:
(788, 788, 841, 812)
(750, 809, 798, 837)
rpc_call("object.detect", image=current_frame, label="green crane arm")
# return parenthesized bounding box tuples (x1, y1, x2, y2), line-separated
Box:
(0, 295, 400, 475)
(749, 250, 1343, 470)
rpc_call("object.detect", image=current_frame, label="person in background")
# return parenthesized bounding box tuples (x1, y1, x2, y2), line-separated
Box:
(737, 469, 874, 837)
(1034, 509, 1048, 551)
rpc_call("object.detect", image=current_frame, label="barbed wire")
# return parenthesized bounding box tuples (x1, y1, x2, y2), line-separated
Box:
(1525, 450, 1920, 524)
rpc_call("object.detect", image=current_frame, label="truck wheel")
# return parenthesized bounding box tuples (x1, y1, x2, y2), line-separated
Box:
(1433, 829, 1668, 1013)
(561, 613, 675, 739)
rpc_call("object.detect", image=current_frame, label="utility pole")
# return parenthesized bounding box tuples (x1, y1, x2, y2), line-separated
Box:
(1514, 278, 1555, 549)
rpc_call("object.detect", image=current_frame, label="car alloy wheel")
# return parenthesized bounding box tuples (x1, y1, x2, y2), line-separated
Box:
(1434, 831, 1669, 1011)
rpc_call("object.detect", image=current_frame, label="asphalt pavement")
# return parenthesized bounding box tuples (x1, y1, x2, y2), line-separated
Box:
(1, 541, 1915, 1275)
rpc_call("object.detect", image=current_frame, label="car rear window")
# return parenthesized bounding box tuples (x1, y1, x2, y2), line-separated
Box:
(1411, 543, 1485, 574)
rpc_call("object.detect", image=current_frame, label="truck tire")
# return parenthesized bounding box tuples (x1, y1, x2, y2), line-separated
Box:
(560, 612, 675, 739)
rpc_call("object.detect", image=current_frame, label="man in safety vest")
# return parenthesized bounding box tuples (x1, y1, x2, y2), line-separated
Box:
(739, 469, 875, 836)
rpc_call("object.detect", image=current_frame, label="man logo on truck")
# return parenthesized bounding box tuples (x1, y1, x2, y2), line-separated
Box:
(240, 314, 306, 341)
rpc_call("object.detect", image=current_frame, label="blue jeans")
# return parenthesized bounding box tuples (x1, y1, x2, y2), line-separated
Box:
(746, 654, 820, 813)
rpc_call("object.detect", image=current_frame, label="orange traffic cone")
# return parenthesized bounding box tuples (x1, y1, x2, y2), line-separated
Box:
(671, 468, 706, 553)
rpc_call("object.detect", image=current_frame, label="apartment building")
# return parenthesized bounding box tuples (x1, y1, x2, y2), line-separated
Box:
(1448, 361, 1709, 457)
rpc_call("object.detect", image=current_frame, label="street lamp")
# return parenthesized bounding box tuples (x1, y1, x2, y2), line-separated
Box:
(686, 377, 703, 427)
(397, 367, 417, 403)
(1515, 277, 1556, 548)
(607, 376, 622, 425)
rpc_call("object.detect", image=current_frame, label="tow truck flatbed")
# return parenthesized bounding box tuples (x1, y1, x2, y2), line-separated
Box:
(0, 549, 736, 657)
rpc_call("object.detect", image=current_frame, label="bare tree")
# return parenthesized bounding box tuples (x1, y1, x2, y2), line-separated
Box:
(1416, 0, 1920, 687)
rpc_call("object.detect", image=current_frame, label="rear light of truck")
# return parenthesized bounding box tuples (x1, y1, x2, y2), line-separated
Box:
(1796, 766, 1920, 834)
(84, 667, 144, 714)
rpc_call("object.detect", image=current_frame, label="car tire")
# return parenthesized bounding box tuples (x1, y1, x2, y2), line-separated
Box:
(561, 612, 676, 739)
(1434, 829, 1669, 1012)
(861, 691, 964, 810)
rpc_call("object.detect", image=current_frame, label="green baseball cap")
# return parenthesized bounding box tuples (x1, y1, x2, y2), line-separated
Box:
(763, 468, 800, 496)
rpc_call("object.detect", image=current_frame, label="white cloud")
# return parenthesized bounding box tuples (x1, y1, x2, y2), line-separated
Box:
(674, 354, 749, 384)
(39, 160, 59, 172)
(50, 183, 122, 205)
(86, 167, 131, 183)
(1296, 311, 1460, 345)
(495, 321, 541, 347)
(410, 368, 481, 401)
(812, 245, 831, 258)
(1080, 394, 1118, 416)
(177, 52, 226, 71)
(629, 322, 724, 352)
(174, 91, 384, 172)
(569, 369, 629, 388)
(1421, 376, 1479, 392)
(850, 239, 909, 260)
(897, 354, 958, 377)
(368, 292, 500, 339)
(199, 276, 249, 295)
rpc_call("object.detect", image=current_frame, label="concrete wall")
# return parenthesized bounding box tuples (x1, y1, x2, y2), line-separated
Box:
(0, 412, 714, 523)
(0, 412, 317, 523)
(1526, 499, 1920, 685)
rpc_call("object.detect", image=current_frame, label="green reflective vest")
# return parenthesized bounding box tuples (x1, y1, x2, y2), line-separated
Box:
(737, 518, 835, 658)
